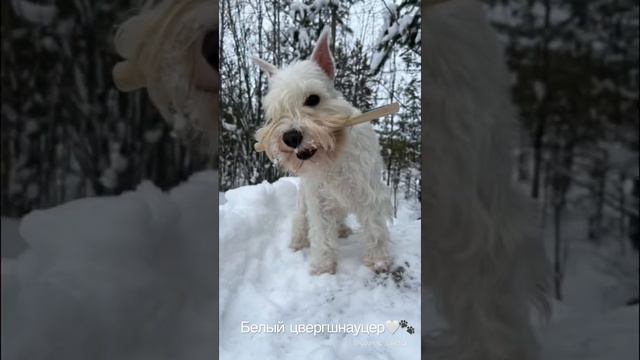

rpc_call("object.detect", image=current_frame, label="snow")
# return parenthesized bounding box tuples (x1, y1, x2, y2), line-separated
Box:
(99, 143, 130, 189)
(109, 144, 129, 172)
(1, 217, 28, 258)
(298, 28, 310, 48)
(542, 306, 639, 360)
(144, 128, 164, 144)
(371, 51, 385, 73)
(10, 0, 58, 26)
(397, 14, 415, 36)
(2, 171, 218, 360)
(487, 2, 571, 28)
(290, 1, 306, 18)
(367, 2, 419, 73)
(73, 65, 88, 108)
(1, 173, 637, 359)
(25, 120, 39, 134)
(219, 178, 422, 359)
(534, 80, 546, 101)
(221, 120, 237, 131)
(41, 36, 58, 52)
(26, 183, 39, 200)
(99, 168, 118, 189)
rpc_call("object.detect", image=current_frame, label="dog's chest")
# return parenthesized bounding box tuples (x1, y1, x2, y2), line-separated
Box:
(304, 123, 382, 211)
(313, 167, 360, 211)
(316, 182, 352, 211)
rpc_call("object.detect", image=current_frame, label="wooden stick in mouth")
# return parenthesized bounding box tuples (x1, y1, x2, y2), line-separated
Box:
(342, 102, 400, 128)
(254, 102, 400, 153)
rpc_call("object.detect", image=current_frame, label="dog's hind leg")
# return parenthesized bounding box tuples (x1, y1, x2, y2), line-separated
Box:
(357, 207, 392, 273)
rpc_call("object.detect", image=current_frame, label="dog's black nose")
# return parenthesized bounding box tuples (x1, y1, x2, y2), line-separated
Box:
(282, 129, 303, 148)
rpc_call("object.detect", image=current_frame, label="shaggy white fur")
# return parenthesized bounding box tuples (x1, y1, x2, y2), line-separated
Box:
(112, 0, 216, 140)
(253, 29, 393, 275)
(423, 1, 551, 359)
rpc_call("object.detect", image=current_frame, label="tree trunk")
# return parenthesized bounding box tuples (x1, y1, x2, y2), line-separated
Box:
(553, 203, 563, 300)
(531, 0, 552, 199)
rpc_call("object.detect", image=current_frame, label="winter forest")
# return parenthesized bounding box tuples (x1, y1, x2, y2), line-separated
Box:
(218, 0, 422, 214)
(1, 0, 214, 218)
(485, 0, 639, 306)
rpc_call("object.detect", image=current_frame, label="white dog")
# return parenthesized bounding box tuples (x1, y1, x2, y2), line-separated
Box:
(252, 28, 393, 275)
(423, 1, 551, 359)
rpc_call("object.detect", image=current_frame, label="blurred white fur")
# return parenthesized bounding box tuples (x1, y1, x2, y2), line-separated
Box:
(112, 0, 216, 141)
(423, 1, 551, 359)
(253, 29, 393, 275)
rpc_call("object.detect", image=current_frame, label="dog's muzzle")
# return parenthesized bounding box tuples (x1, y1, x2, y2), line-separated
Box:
(282, 129, 317, 160)
(296, 148, 316, 160)
(283, 129, 303, 148)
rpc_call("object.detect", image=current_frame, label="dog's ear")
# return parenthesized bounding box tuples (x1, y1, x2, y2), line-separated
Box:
(251, 56, 277, 77)
(194, 32, 218, 92)
(113, 60, 146, 91)
(310, 27, 335, 80)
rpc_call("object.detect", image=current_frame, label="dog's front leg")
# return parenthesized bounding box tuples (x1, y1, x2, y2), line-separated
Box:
(306, 191, 339, 275)
(290, 186, 310, 251)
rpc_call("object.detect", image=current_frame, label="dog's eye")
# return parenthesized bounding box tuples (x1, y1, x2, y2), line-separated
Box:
(304, 94, 320, 107)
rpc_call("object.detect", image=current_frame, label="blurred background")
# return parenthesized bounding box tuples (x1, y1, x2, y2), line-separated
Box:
(2, 2, 219, 359)
(485, 0, 639, 308)
(1, 0, 214, 219)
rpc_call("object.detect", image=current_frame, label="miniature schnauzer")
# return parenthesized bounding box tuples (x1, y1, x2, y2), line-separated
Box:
(252, 28, 393, 275)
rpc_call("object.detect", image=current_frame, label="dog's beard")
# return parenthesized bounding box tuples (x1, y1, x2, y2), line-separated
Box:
(255, 95, 356, 175)
(259, 125, 346, 175)
(285, 149, 331, 176)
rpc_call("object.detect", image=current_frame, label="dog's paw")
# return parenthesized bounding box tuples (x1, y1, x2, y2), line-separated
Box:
(369, 260, 392, 274)
(363, 251, 392, 273)
(289, 234, 310, 251)
(309, 260, 337, 276)
(338, 223, 353, 238)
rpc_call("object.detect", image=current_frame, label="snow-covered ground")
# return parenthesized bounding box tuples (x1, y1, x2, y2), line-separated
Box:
(1, 217, 27, 258)
(1, 172, 637, 359)
(218, 179, 637, 360)
(2, 171, 218, 360)
(538, 212, 639, 360)
(219, 178, 422, 360)
(541, 305, 638, 360)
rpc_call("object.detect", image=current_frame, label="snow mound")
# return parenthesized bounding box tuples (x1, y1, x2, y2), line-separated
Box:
(219, 178, 422, 360)
(1, 217, 27, 257)
(1, 171, 218, 360)
(542, 305, 639, 360)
